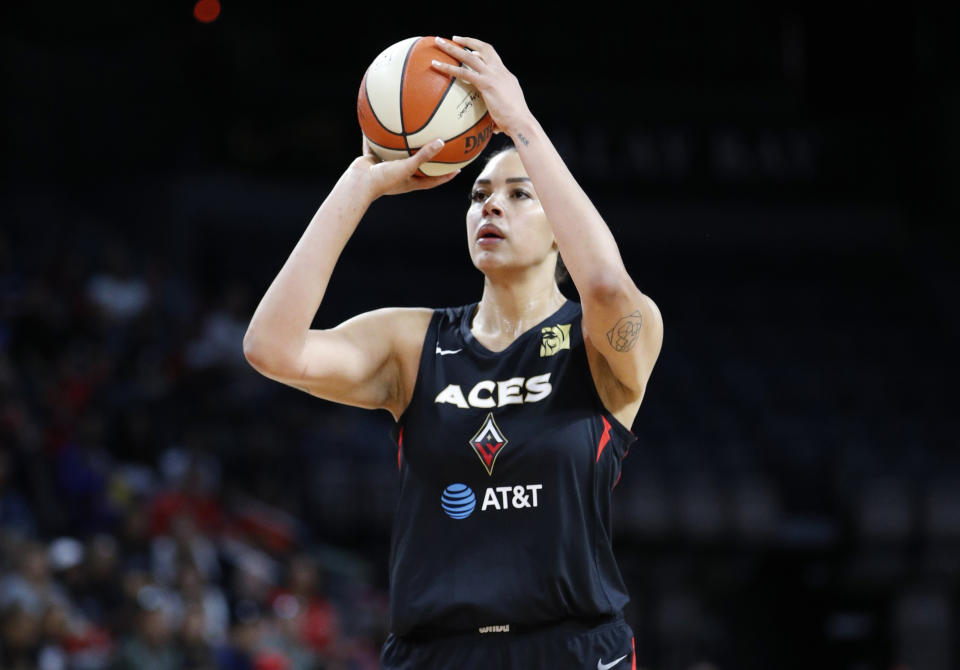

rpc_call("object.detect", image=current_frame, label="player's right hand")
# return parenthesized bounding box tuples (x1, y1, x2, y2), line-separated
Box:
(351, 136, 460, 198)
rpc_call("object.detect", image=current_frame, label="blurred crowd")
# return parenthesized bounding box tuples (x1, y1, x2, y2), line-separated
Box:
(1, 180, 956, 670)
(0, 222, 389, 670)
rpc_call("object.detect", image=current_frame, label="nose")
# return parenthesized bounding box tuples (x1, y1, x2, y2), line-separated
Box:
(482, 193, 504, 217)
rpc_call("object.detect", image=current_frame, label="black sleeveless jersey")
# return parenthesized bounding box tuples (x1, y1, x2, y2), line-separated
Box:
(387, 299, 637, 638)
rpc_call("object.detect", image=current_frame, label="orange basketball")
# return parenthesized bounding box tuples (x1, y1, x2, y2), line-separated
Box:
(357, 36, 495, 176)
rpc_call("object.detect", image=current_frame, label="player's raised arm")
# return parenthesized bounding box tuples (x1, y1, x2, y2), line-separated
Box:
(242, 139, 456, 419)
(431, 36, 663, 402)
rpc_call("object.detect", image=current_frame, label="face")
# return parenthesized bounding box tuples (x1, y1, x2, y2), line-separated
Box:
(466, 150, 557, 276)
(22, 547, 49, 582)
(140, 609, 172, 646)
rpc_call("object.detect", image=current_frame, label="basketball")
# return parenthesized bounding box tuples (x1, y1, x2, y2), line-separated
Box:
(357, 36, 495, 177)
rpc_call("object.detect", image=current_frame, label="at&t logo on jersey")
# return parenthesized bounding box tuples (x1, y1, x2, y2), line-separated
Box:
(480, 484, 542, 511)
(440, 483, 543, 520)
(441, 484, 477, 519)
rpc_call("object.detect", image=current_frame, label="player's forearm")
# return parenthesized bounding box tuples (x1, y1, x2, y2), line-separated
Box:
(243, 167, 375, 371)
(508, 118, 634, 297)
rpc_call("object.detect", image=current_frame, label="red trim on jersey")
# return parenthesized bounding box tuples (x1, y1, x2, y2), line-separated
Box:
(596, 415, 612, 462)
(631, 636, 636, 669)
(397, 426, 404, 471)
(613, 444, 631, 490)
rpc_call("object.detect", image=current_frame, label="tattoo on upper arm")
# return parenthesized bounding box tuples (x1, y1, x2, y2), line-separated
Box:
(606, 311, 643, 352)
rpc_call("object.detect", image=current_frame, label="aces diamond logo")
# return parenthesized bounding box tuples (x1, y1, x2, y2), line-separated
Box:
(470, 413, 508, 476)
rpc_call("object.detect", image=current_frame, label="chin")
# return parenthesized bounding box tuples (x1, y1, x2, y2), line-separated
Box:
(470, 250, 507, 273)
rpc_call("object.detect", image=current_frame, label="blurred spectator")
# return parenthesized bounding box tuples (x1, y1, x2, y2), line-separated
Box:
(116, 497, 153, 575)
(213, 600, 265, 670)
(85, 241, 150, 323)
(112, 565, 154, 641)
(150, 447, 224, 539)
(151, 512, 221, 588)
(0, 539, 70, 617)
(149, 448, 225, 589)
(46, 536, 87, 631)
(0, 448, 35, 538)
(226, 545, 279, 614)
(52, 433, 119, 537)
(270, 553, 343, 660)
(0, 602, 42, 670)
(175, 558, 231, 645)
(181, 601, 219, 670)
(185, 281, 250, 371)
(109, 585, 182, 670)
(37, 616, 69, 670)
(69, 534, 127, 633)
(39, 598, 112, 670)
(258, 591, 319, 670)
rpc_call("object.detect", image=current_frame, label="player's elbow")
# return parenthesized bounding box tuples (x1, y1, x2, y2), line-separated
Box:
(581, 272, 640, 308)
(242, 330, 269, 373)
(242, 328, 295, 378)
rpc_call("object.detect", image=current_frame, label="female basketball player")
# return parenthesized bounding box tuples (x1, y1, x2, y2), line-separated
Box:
(243, 35, 663, 670)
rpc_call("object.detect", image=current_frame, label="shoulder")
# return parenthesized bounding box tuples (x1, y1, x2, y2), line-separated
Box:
(335, 305, 435, 334)
(325, 306, 435, 366)
(433, 302, 475, 325)
(374, 307, 436, 353)
(352, 303, 479, 344)
(379, 304, 474, 333)
(387, 305, 464, 420)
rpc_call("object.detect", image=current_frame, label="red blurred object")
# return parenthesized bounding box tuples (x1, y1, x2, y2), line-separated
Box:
(148, 489, 224, 537)
(193, 0, 220, 23)
(61, 625, 113, 653)
(227, 494, 302, 553)
(254, 651, 290, 670)
(300, 599, 340, 651)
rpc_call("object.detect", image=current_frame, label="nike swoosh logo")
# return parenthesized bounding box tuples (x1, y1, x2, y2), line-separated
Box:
(435, 345, 462, 356)
(597, 654, 628, 670)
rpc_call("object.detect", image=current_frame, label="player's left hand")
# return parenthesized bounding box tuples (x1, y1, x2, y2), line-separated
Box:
(430, 36, 533, 140)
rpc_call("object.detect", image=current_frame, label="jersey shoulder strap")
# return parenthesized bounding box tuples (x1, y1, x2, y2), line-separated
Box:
(391, 304, 472, 442)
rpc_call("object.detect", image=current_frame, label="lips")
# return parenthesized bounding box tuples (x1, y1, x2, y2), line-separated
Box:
(476, 222, 505, 241)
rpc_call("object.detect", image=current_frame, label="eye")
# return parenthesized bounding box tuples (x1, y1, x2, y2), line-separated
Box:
(511, 189, 531, 199)
(469, 189, 487, 202)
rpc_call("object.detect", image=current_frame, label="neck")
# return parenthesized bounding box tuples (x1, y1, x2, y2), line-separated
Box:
(473, 270, 566, 342)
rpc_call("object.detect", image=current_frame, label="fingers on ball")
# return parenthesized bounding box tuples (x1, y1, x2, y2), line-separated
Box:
(434, 36, 482, 65)
(452, 35, 492, 56)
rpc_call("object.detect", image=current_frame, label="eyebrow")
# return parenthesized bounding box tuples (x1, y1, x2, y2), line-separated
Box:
(473, 178, 532, 185)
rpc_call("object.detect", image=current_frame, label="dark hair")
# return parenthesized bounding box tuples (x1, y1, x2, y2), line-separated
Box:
(481, 141, 569, 285)
(482, 138, 518, 164)
(554, 253, 569, 284)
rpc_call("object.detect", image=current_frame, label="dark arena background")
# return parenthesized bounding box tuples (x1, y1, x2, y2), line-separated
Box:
(2, 3, 958, 670)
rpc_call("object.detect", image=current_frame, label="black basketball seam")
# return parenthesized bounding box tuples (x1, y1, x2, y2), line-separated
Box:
(398, 37, 419, 156)
(412, 111, 492, 175)
(412, 111, 492, 163)
(405, 59, 461, 137)
(363, 136, 406, 152)
(434, 110, 490, 145)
